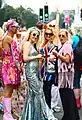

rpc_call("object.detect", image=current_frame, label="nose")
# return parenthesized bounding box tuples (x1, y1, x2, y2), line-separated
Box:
(34, 35, 38, 39)
(35, 35, 37, 38)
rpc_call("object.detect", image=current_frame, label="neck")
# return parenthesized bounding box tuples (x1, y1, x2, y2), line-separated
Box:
(29, 39, 35, 45)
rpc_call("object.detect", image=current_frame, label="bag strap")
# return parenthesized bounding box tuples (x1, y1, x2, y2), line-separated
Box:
(49, 45, 56, 53)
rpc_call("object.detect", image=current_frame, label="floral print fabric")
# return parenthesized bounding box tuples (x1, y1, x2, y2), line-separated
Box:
(2, 39, 22, 85)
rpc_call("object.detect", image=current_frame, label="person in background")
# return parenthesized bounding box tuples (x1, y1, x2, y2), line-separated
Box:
(52, 29, 79, 120)
(68, 28, 82, 109)
(2, 19, 22, 120)
(71, 29, 82, 109)
(20, 27, 57, 120)
(68, 28, 74, 38)
(11, 27, 27, 119)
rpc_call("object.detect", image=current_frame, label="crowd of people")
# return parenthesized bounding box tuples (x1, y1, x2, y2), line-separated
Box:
(0, 17, 81, 120)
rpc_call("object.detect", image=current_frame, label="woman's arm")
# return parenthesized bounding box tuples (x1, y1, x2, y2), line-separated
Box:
(57, 53, 70, 63)
(52, 49, 70, 64)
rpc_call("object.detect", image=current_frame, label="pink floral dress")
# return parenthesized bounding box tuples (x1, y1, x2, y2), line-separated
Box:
(2, 39, 22, 85)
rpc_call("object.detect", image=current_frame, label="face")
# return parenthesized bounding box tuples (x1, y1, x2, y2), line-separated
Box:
(9, 23, 20, 34)
(29, 30, 39, 44)
(10, 25, 18, 34)
(44, 29, 54, 41)
(59, 31, 68, 45)
(16, 29, 21, 39)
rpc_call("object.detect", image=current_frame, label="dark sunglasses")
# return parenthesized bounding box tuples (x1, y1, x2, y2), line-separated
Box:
(45, 32, 53, 36)
(32, 33, 39, 38)
(59, 34, 65, 38)
(16, 26, 20, 30)
(49, 24, 55, 27)
(12, 26, 20, 30)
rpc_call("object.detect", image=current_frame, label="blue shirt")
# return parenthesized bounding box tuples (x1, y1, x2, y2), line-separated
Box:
(72, 35, 79, 50)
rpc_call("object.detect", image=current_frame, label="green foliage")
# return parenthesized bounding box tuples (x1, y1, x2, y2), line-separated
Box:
(0, 4, 38, 28)
(0, 0, 2, 8)
(50, 12, 56, 20)
(20, 8, 38, 28)
(0, 3, 75, 29)
(0, 8, 5, 26)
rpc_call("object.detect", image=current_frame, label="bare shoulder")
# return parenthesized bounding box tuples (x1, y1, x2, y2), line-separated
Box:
(23, 41, 31, 50)
(23, 41, 31, 46)
(4, 35, 12, 43)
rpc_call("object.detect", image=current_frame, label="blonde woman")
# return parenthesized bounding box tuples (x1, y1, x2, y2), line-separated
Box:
(39, 27, 58, 109)
(20, 27, 57, 120)
(52, 29, 79, 120)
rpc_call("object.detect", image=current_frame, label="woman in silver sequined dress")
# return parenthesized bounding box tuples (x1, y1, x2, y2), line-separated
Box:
(20, 27, 57, 120)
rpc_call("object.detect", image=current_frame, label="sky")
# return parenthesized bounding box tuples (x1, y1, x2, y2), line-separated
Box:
(4, 0, 81, 14)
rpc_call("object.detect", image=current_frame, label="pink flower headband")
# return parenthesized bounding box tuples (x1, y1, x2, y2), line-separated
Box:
(7, 19, 18, 30)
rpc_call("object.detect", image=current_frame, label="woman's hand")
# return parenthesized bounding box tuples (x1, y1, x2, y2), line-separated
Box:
(52, 49, 58, 56)
(36, 54, 43, 59)
(49, 55, 56, 61)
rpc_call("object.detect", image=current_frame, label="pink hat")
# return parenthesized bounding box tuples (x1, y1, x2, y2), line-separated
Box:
(7, 19, 18, 30)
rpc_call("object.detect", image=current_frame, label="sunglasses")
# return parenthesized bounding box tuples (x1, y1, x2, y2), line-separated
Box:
(59, 34, 65, 38)
(12, 26, 20, 30)
(45, 32, 53, 36)
(32, 33, 39, 38)
(49, 24, 55, 27)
